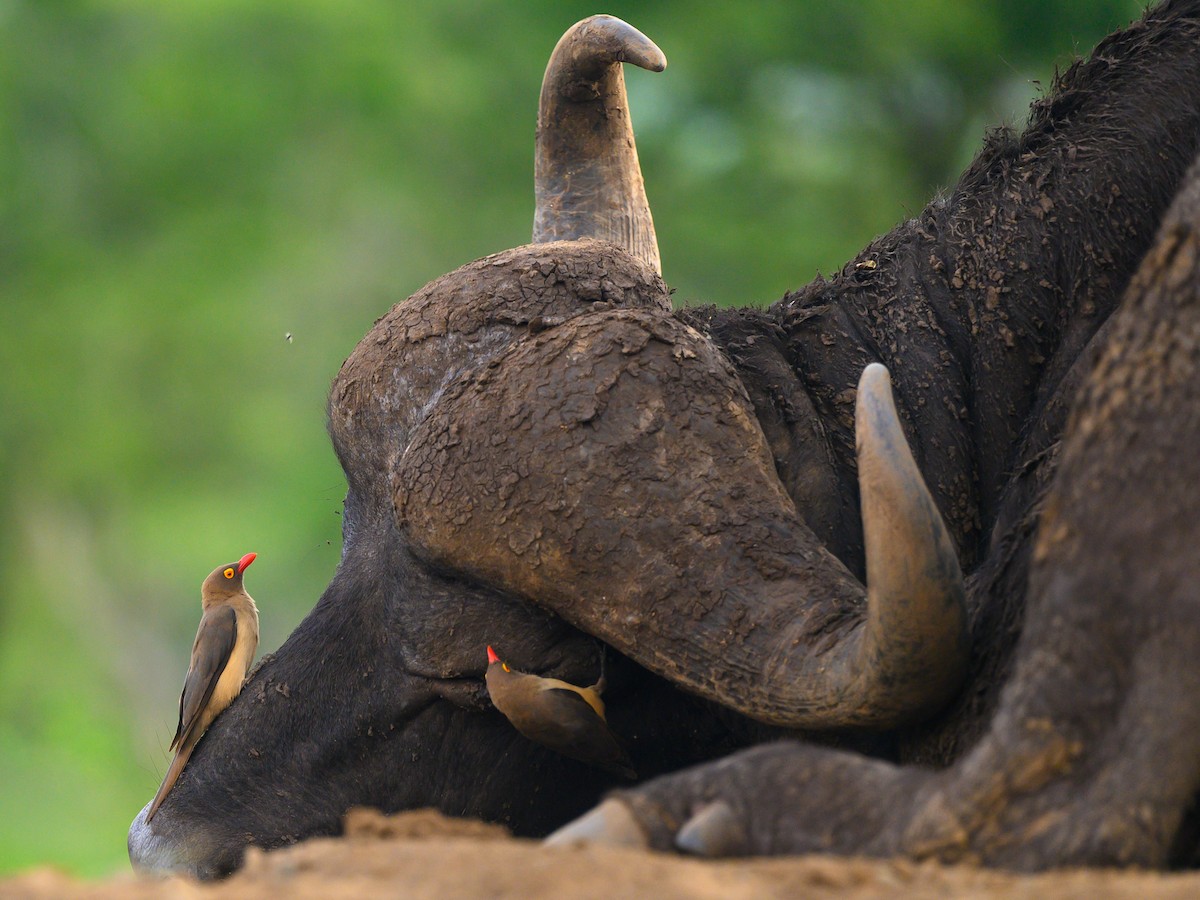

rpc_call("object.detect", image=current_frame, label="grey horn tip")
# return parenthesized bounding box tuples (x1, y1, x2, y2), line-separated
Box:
(860, 361, 890, 391)
(569, 15, 667, 73)
(856, 362, 899, 432)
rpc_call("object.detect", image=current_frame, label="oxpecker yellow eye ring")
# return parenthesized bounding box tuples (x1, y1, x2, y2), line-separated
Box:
(224, 568, 235, 579)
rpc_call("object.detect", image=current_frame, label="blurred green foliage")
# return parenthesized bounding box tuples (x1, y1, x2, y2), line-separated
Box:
(0, 0, 1143, 878)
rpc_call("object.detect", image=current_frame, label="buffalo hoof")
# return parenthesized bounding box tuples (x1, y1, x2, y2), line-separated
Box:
(544, 798, 650, 849)
(674, 800, 748, 857)
(547, 742, 913, 858)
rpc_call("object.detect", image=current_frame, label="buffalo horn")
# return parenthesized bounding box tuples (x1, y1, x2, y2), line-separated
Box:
(847, 363, 968, 723)
(533, 15, 665, 274)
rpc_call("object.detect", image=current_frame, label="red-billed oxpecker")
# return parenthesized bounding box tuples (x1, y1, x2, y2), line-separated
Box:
(485, 645, 636, 779)
(146, 553, 260, 822)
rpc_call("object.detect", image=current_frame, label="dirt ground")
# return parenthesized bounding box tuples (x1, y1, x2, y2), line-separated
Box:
(6, 808, 1200, 900)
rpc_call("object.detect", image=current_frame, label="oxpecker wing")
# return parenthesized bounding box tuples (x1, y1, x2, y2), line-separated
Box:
(171, 605, 237, 753)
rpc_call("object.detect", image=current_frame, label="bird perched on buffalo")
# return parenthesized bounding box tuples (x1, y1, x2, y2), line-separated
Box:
(485, 645, 636, 780)
(146, 553, 260, 822)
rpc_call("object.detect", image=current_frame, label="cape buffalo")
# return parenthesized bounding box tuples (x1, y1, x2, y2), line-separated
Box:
(130, 3, 1200, 877)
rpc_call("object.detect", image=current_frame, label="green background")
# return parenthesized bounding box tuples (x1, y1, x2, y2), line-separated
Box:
(0, 0, 1144, 878)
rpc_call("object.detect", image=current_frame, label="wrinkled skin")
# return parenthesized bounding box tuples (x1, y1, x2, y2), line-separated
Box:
(130, 2, 1200, 877)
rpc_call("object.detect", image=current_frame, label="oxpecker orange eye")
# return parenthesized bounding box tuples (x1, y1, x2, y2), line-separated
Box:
(502, 663, 510, 673)
(223, 568, 235, 579)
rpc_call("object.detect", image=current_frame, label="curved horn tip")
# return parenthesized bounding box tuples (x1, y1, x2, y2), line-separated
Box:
(564, 15, 667, 73)
(856, 362, 902, 434)
(859, 362, 891, 396)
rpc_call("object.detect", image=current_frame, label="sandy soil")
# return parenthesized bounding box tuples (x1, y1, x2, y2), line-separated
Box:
(5, 809, 1200, 899)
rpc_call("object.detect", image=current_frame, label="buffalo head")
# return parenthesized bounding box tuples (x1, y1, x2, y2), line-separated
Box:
(129, 15, 966, 877)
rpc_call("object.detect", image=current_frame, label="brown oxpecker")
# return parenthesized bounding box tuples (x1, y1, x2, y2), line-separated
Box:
(146, 553, 260, 822)
(485, 645, 635, 780)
